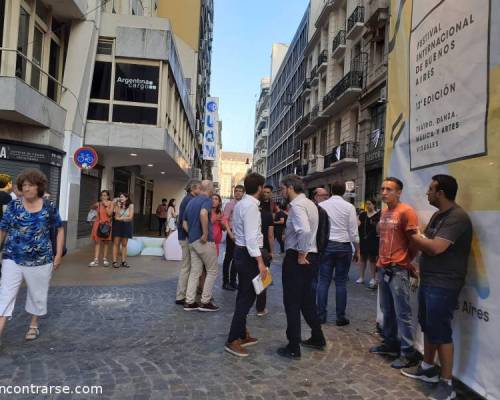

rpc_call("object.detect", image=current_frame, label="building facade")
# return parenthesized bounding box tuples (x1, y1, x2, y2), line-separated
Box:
(157, 0, 214, 179)
(0, 0, 205, 249)
(266, 8, 309, 192)
(253, 77, 270, 177)
(218, 151, 252, 199)
(296, 0, 388, 204)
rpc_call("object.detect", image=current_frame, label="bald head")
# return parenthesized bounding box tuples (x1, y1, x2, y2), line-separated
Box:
(200, 180, 214, 196)
(314, 187, 329, 204)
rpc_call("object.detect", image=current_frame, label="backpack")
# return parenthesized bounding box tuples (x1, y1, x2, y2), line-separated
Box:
(316, 204, 330, 253)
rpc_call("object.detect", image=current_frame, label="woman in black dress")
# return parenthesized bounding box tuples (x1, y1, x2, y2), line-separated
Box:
(112, 193, 134, 268)
(357, 199, 380, 289)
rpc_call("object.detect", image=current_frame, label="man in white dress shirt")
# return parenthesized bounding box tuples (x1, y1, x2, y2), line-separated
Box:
(317, 181, 360, 326)
(225, 173, 268, 357)
(277, 175, 326, 359)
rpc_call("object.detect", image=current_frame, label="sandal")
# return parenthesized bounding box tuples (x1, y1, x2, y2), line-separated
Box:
(88, 259, 99, 267)
(102, 259, 110, 267)
(25, 326, 40, 341)
(121, 261, 130, 268)
(112, 261, 119, 268)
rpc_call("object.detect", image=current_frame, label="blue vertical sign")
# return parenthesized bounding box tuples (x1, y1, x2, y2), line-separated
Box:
(203, 97, 218, 161)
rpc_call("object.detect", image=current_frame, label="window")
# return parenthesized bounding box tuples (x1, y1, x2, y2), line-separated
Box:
(13, 2, 65, 100)
(88, 40, 161, 126)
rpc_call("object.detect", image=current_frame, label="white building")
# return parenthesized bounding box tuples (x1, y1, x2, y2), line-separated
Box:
(0, 0, 203, 249)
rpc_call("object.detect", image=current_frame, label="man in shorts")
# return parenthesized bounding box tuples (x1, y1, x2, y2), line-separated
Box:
(402, 175, 472, 400)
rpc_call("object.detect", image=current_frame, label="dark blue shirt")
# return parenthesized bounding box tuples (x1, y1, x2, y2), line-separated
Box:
(0, 199, 62, 266)
(177, 194, 194, 241)
(183, 195, 213, 243)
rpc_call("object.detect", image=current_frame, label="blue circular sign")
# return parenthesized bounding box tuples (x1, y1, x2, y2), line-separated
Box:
(74, 147, 98, 169)
(207, 101, 217, 112)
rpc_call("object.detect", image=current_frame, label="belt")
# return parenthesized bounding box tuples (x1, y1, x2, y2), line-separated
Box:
(286, 249, 318, 255)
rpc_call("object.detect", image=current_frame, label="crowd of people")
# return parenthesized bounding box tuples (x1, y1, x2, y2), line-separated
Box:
(0, 167, 472, 400)
(172, 171, 471, 400)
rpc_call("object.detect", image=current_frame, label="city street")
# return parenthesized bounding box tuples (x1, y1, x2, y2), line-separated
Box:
(0, 248, 480, 400)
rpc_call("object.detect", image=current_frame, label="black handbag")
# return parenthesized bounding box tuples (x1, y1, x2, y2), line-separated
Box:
(96, 204, 111, 238)
(97, 222, 111, 238)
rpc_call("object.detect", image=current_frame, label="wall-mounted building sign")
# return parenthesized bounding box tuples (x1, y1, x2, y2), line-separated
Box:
(0, 142, 63, 167)
(203, 97, 219, 161)
(114, 63, 159, 104)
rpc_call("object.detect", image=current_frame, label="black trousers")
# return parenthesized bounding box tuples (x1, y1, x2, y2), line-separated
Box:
(255, 248, 271, 312)
(227, 246, 259, 343)
(282, 250, 324, 350)
(158, 218, 166, 236)
(222, 235, 237, 285)
(275, 230, 285, 253)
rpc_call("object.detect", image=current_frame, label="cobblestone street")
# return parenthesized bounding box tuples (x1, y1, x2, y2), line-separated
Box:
(0, 249, 481, 400)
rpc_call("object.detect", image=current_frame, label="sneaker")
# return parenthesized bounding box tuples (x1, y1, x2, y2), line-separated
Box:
(301, 337, 326, 351)
(277, 346, 301, 359)
(224, 340, 249, 358)
(369, 343, 399, 357)
(183, 302, 199, 311)
(336, 318, 350, 327)
(121, 261, 130, 268)
(355, 277, 364, 284)
(256, 308, 268, 317)
(240, 333, 258, 348)
(88, 259, 99, 267)
(401, 363, 440, 383)
(368, 278, 377, 289)
(428, 380, 456, 400)
(103, 259, 110, 267)
(112, 261, 119, 268)
(391, 353, 420, 369)
(198, 302, 220, 312)
(175, 299, 185, 305)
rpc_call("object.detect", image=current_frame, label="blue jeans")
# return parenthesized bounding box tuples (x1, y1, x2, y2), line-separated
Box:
(317, 241, 352, 322)
(378, 267, 415, 356)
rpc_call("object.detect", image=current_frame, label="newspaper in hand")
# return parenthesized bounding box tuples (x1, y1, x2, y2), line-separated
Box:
(252, 268, 272, 295)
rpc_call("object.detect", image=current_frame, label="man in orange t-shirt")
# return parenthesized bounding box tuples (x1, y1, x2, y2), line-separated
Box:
(369, 177, 419, 369)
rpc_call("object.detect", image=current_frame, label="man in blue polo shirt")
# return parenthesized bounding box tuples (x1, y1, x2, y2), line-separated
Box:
(183, 180, 219, 312)
(175, 180, 201, 305)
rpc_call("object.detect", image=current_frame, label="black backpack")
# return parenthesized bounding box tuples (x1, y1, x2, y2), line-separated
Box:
(316, 205, 330, 253)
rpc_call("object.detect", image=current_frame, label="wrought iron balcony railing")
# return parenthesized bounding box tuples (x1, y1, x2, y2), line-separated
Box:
(317, 50, 328, 67)
(324, 141, 359, 168)
(295, 112, 311, 132)
(347, 6, 365, 33)
(332, 30, 346, 53)
(322, 71, 363, 109)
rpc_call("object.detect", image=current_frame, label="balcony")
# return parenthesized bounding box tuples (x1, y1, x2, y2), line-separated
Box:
(365, 0, 389, 27)
(324, 141, 359, 169)
(42, 0, 88, 19)
(347, 6, 365, 40)
(322, 71, 363, 116)
(310, 103, 328, 126)
(332, 30, 346, 60)
(317, 50, 328, 73)
(310, 66, 319, 86)
(303, 79, 311, 94)
(0, 49, 66, 134)
(260, 128, 269, 137)
(296, 112, 314, 137)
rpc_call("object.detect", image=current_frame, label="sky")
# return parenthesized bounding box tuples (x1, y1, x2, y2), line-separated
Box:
(211, 0, 309, 154)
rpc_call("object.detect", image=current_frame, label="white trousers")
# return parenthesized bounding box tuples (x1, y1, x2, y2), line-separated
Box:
(0, 259, 53, 317)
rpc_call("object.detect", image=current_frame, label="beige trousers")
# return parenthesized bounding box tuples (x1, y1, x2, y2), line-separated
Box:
(185, 240, 218, 304)
(176, 240, 192, 301)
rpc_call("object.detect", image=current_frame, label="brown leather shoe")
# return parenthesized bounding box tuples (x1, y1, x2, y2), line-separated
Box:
(240, 332, 258, 348)
(224, 339, 249, 357)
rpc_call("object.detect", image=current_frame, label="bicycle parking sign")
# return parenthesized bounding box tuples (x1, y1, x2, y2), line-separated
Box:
(73, 146, 98, 169)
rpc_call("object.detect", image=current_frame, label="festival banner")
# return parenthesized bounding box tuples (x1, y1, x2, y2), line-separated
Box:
(384, 0, 499, 397)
